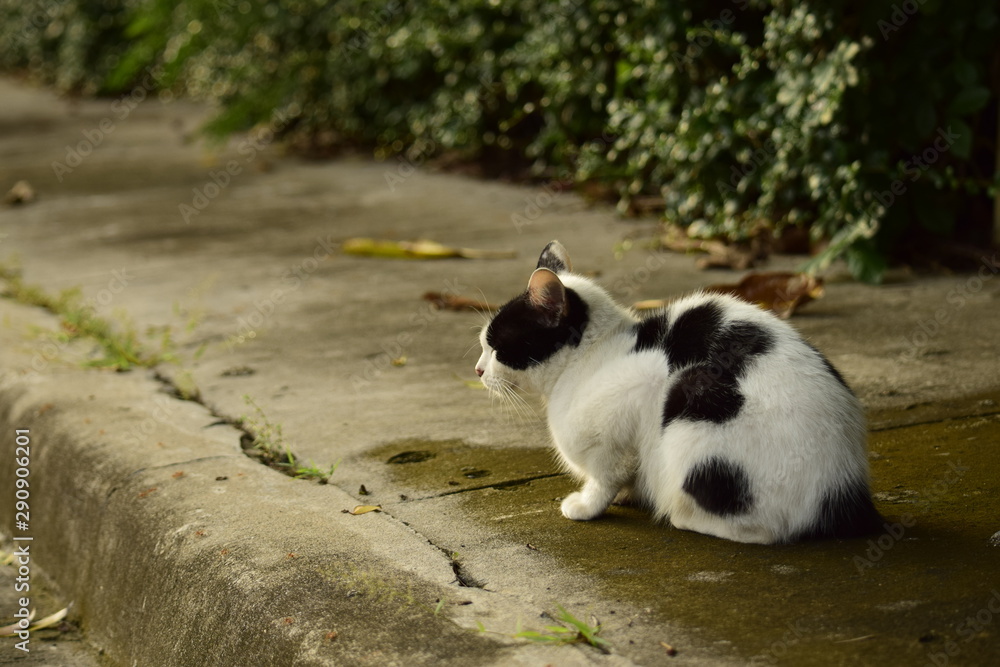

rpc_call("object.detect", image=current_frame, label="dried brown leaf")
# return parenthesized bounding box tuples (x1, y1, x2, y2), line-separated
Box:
(4, 180, 36, 206)
(423, 292, 498, 312)
(704, 272, 824, 318)
(660, 226, 767, 270)
(660, 641, 678, 656)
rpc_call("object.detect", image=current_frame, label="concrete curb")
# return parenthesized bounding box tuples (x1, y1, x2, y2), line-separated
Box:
(0, 300, 556, 666)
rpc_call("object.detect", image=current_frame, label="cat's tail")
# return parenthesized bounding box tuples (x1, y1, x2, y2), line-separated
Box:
(796, 475, 885, 541)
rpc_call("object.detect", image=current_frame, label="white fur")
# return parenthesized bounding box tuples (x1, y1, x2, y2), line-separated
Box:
(477, 267, 870, 545)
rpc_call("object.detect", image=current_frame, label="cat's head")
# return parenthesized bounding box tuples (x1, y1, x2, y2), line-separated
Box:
(475, 241, 589, 396)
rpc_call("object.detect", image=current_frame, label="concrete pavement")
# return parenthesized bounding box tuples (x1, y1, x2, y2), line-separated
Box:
(1, 77, 999, 665)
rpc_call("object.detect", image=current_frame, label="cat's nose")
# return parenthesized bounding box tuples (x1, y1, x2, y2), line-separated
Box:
(475, 367, 484, 377)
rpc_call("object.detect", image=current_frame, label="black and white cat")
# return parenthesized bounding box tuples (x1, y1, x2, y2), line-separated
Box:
(475, 241, 882, 544)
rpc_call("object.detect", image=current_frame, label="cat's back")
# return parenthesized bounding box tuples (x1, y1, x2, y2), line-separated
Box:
(627, 291, 875, 542)
(631, 291, 845, 395)
(562, 290, 856, 443)
(631, 292, 820, 384)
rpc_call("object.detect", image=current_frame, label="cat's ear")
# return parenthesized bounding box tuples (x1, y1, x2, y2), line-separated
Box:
(536, 240, 572, 274)
(526, 268, 567, 327)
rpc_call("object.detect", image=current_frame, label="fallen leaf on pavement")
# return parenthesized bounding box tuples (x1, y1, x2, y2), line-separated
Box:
(342, 238, 516, 260)
(423, 292, 499, 312)
(0, 609, 35, 637)
(632, 299, 672, 311)
(4, 180, 36, 206)
(660, 226, 766, 270)
(634, 272, 823, 319)
(343, 504, 382, 515)
(704, 272, 824, 318)
(26, 606, 69, 632)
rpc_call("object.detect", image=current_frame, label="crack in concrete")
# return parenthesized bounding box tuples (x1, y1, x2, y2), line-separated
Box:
(427, 537, 488, 590)
(150, 370, 491, 589)
(408, 472, 568, 502)
(347, 498, 489, 590)
(870, 408, 1000, 433)
(150, 370, 330, 483)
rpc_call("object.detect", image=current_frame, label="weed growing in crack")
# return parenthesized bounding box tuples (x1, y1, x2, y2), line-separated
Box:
(477, 605, 611, 653)
(288, 452, 340, 482)
(241, 394, 291, 464)
(0, 263, 172, 370)
(240, 394, 339, 483)
(0, 261, 338, 485)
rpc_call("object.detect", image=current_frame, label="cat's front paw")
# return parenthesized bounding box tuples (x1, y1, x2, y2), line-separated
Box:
(561, 492, 604, 521)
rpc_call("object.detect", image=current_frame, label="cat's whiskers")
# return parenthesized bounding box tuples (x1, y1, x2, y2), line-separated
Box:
(471, 288, 496, 327)
(489, 376, 537, 424)
(462, 337, 483, 360)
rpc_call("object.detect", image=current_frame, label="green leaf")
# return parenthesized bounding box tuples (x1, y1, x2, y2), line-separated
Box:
(912, 189, 954, 234)
(948, 85, 991, 117)
(952, 59, 977, 87)
(845, 239, 886, 285)
(910, 100, 937, 140)
(948, 118, 973, 160)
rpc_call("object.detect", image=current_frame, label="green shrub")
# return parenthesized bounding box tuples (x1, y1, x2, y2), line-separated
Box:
(2, 0, 995, 282)
(0, 0, 139, 94)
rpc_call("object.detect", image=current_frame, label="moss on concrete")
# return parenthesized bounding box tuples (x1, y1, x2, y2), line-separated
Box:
(372, 394, 1000, 664)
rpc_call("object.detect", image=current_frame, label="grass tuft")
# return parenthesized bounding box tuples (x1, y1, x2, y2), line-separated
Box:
(241, 395, 339, 482)
(477, 605, 611, 654)
(0, 264, 171, 370)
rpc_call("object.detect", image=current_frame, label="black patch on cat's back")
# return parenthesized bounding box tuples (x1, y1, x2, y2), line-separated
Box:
(663, 364, 745, 424)
(662, 303, 725, 367)
(797, 476, 883, 541)
(683, 456, 754, 516)
(642, 299, 774, 426)
(633, 314, 668, 353)
(722, 322, 775, 369)
(486, 288, 589, 370)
